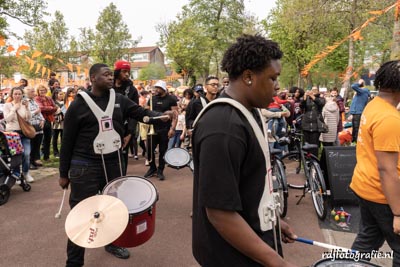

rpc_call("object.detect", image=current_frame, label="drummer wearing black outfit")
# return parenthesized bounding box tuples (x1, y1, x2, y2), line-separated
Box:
(143, 80, 178, 180)
(113, 60, 139, 175)
(59, 63, 174, 267)
(192, 35, 297, 266)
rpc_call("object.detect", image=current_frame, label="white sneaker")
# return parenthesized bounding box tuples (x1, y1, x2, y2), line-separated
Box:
(145, 160, 149, 166)
(24, 173, 34, 183)
(16, 179, 21, 185)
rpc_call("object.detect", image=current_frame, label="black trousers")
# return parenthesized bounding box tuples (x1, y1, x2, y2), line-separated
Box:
(30, 133, 43, 163)
(52, 129, 63, 155)
(303, 130, 320, 157)
(41, 121, 52, 160)
(352, 114, 361, 142)
(351, 196, 400, 266)
(66, 159, 121, 267)
(147, 129, 169, 172)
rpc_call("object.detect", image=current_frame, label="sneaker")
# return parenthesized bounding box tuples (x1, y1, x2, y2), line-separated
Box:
(144, 168, 157, 178)
(134, 155, 139, 160)
(104, 244, 130, 259)
(128, 154, 134, 158)
(16, 179, 21, 185)
(157, 170, 165, 181)
(145, 160, 149, 166)
(24, 173, 34, 183)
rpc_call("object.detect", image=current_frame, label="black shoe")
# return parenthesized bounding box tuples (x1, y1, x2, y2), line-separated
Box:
(144, 168, 157, 178)
(29, 164, 38, 170)
(105, 244, 130, 259)
(157, 170, 165, 181)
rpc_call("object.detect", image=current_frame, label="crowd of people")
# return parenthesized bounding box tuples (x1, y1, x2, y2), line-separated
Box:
(2, 34, 399, 266)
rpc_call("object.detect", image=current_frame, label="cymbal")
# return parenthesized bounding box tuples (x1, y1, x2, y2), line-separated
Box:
(65, 195, 129, 248)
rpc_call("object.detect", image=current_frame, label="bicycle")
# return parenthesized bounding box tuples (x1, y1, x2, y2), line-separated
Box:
(278, 120, 328, 220)
(270, 145, 288, 218)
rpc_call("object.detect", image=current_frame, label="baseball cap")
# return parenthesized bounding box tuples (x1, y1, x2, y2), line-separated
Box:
(154, 80, 167, 91)
(114, 60, 131, 71)
(194, 84, 204, 92)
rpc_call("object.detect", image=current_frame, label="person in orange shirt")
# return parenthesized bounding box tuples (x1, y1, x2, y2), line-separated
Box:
(350, 60, 400, 265)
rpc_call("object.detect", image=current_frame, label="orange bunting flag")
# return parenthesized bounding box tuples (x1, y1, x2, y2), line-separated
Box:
(32, 50, 43, 59)
(47, 69, 51, 79)
(16, 45, 29, 57)
(0, 36, 5, 47)
(26, 57, 36, 71)
(35, 63, 42, 74)
(44, 54, 53, 60)
(57, 58, 65, 64)
(41, 66, 47, 78)
(369, 10, 384, 16)
(67, 63, 73, 72)
(76, 66, 81, 76)
(84, 68, 89, 78)
(7, 45, 14, 53)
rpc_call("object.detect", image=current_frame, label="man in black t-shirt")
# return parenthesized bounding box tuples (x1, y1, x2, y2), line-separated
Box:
(192, 35, 297, 267)
(144, 80, 178, 180)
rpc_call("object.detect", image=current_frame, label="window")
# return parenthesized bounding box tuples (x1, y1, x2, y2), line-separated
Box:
(131, 53, 149, 62)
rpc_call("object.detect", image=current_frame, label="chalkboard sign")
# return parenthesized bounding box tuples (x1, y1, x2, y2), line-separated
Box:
(321, 146, 357, 203)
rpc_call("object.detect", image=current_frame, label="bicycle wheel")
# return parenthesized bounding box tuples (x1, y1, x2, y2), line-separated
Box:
(309, 160, 327, 220)
(273, 159, 288, 218)
(279, 151, 305, 189)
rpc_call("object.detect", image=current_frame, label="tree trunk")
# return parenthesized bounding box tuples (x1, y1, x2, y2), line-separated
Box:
(391, 17, 400, 60)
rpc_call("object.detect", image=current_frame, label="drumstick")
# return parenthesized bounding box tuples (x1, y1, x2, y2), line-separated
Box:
(295, 237, 358, 253)
(55, 189, 67, 219)
(143, 115, 170, 123)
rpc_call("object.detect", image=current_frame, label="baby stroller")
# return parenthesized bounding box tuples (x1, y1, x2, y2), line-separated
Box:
(0, 131, 31, 205)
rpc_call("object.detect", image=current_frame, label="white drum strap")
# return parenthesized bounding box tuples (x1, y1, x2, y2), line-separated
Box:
(200, 97, 207, 108)
(79, 89, 123, 180)
(193, 98, 276, 232)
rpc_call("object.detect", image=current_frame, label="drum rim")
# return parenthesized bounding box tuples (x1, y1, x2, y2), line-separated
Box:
(164, 147, 191, 167)
(102, 176, 158, 214)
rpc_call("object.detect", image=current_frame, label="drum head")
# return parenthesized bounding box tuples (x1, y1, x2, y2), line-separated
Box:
(103, 177, 158, 214)
(312, 258, 381, 267)
(164, 148, 191, 168)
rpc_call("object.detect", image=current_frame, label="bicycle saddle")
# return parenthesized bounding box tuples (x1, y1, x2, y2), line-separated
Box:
(302, 143, 318, 151)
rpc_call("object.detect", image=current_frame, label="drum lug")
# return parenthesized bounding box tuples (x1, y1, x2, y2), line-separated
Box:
(148, 208, 153, 216)
(129, 214, 134, 223)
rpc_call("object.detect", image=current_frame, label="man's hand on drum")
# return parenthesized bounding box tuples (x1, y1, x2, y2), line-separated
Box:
(280, 220, 297, 243)
(59, 177, 70, 189)
(162, 110, 178, 122)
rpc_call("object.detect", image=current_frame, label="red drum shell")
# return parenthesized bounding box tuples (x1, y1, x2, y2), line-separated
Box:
(312, 258, 381, 266)
(103, 176, 158, 248)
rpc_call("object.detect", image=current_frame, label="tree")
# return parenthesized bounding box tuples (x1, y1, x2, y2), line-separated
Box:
(158, 0, 257, 83)
(92, 3, 138, 66)
(23, 11, 69, 76)
(138, 63, 166, 80)
(0, 0, 48, 36)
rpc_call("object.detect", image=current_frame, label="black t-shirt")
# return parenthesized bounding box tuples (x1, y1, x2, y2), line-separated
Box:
(147, 94, 177, 131)
(59, 90, 159, 178)
(192, 97, 274, 266)
(186, 95, 209, 129)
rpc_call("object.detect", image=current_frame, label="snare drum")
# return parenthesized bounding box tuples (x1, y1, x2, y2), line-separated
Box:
(164, 147, 191, 169)
(103, 176, 158, 248)
(312, 258, 381, 266)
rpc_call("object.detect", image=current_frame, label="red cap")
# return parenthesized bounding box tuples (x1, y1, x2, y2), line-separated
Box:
(114, 60, 131, 71)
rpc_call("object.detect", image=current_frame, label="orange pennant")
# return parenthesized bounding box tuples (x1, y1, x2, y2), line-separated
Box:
(84, 68, 89, 78)
(57, 58, 65, 64)
(41, 66, 47, 78)
(67, 63, 73, 72)
(76, 66, 81, 76)
(35, 63, 42, 74)
(7, 45, 14, 52)
(32, 50, 43, 59)
(16, 45, 29, 57)
(44, 54, 53, 59)
(0, 36, 5, 47)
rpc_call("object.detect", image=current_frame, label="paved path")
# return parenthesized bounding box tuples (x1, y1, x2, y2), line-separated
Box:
(0, 156, 391, 266)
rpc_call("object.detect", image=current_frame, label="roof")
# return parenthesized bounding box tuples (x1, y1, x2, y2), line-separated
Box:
(132, 62, 150, 68)
(129, 46, 159, 53)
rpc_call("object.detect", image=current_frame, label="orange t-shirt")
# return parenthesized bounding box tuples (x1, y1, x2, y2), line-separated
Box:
(350, 97, 400, 204)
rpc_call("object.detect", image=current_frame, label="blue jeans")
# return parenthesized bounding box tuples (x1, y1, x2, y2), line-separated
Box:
(351, 196, 400, 266)
(11, 134, 31, 177)
(168, 130, 183, 149)
(267, 108, 286, 137)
